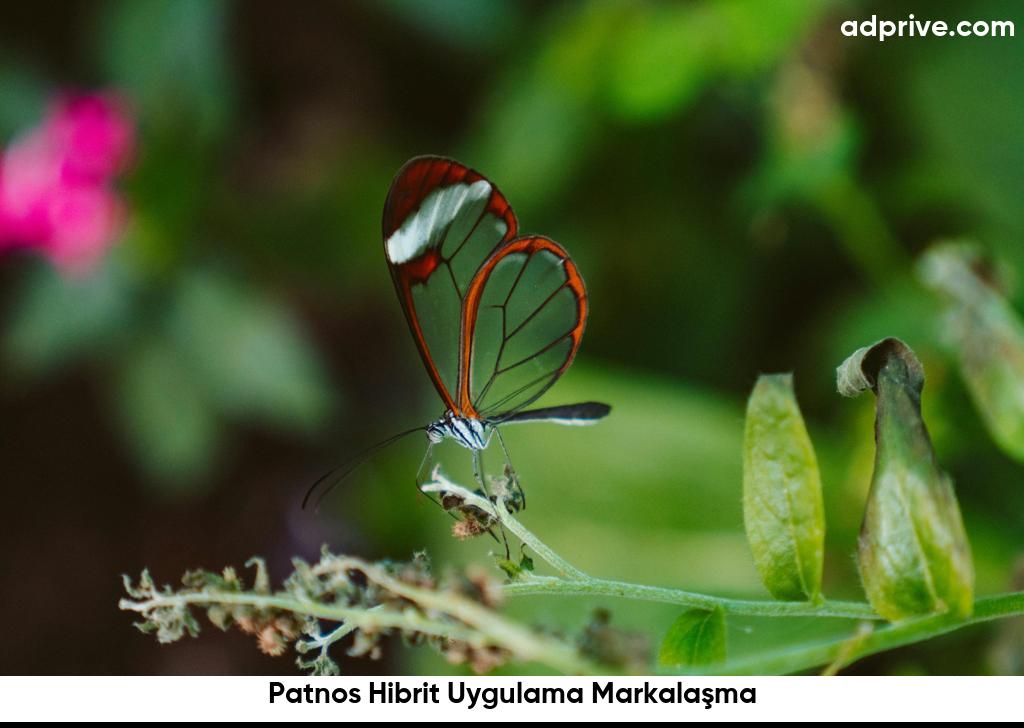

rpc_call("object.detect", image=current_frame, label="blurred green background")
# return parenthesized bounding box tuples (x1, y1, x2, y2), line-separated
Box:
(1, 0, 1022, 675)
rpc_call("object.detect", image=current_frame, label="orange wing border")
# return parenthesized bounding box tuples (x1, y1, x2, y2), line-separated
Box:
(457, 236, 588, 418)
(382, 156, 518, 414)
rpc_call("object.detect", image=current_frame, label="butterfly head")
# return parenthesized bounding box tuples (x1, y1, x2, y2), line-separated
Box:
(427, 412, 490, 450)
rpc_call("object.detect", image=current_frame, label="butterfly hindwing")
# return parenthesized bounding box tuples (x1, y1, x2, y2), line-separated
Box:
(459, 236, 587, 419)
(382, 157, 517, 412)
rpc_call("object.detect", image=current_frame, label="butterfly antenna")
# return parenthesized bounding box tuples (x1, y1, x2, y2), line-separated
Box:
(303, 425, 426, 511)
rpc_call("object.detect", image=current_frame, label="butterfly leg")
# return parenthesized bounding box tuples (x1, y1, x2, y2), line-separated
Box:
(493, 427, 525, 512)
(473, 446, 509, 557)
(471, 447, 487, 495)
(415, 443, 435, 491)
(417, 444, 482, 539)
(415, 444, 443, 511)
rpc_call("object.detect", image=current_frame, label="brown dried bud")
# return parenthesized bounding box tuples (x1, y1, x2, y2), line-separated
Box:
(452, 519, 488, 540)
(257, 625, 289, 657)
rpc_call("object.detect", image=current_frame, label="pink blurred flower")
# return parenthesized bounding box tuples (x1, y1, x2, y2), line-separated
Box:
(48, 94, 134, 184)
(0, 91, 134, 276)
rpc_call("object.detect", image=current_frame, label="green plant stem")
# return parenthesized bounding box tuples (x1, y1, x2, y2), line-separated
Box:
(671, 590, 1024, 675)
(303, 606, 380, 655)
(503, 575, 879, 619)
(422, 478, 587, 580)
(426, 476, 878, 620)
(424, 472, 1024, 672)
(495, 512, 589, 580)
(331, 557, 594, 674)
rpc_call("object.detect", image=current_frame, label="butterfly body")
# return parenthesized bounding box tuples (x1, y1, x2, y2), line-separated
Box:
(426, 411, 492, 450)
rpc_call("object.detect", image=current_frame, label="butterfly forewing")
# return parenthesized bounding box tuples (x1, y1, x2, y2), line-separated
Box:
(460, 236, 587, 419)
(383, 157, 517, 412)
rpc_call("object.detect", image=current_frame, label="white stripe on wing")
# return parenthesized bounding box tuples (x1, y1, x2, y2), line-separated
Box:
(385, 180, 492, 264)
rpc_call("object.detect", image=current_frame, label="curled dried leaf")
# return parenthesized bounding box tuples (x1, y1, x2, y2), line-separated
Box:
(838, 338, 974, 620)
(837, 337, 924, 398)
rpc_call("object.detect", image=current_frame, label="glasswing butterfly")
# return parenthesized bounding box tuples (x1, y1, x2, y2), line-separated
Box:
(304, 156, 609, 511)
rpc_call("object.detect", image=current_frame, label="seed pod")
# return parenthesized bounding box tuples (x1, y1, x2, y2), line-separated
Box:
(838, 338, 974, 621)
(743, 374, 825, 602)
(918, 243, 1024, 462)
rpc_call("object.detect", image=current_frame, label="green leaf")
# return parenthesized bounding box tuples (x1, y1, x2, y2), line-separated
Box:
(468, 3, 615, 210)
(606, 3, 715, 121)
(376, 0, 521, 52)
(99, 0, 233, 139)
(3, 259, 131, 376)
(742, 373, 825, 601)
(0, 60, 47, 137)
(712, 0, 821, 75)
(658, 607, 726, 667)
(115, 335, 222, 492)
(496, 560, 521, 580)
(605, 0, 821, 121)
(838, 338, 974, 621)
(918, 243, 1024, 462)
(169, 270, 336, 432)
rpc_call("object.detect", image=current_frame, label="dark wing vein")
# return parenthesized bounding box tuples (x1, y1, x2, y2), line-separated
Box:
(445, 261, 463, 299)
(504, 281, 569, 344)
(480, 365, 564, 417)
(496, 328, 575, 375)
(473, 253, 534, 407)
(467, 239, 585, 419)
(446, 204, 490, 263)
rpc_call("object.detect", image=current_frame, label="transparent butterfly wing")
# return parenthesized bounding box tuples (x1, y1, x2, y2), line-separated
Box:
(459, 236, 587, 419)
(382, 156, 517, 412)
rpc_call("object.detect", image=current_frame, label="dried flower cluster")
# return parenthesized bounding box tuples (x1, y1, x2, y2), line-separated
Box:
(120, 548, 527, 676)
(428, 464, 525, 542)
